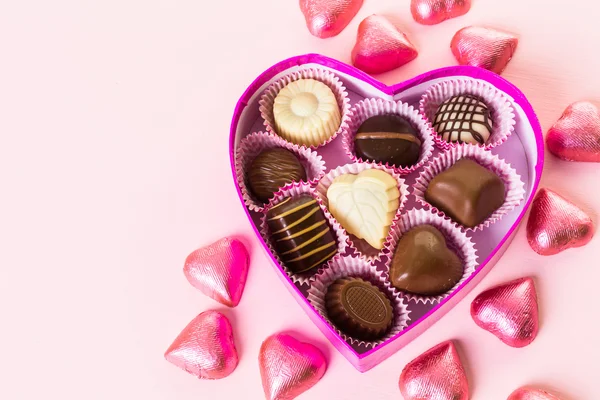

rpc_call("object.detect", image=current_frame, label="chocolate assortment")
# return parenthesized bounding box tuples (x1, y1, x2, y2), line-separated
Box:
(237, 68, 524, 350)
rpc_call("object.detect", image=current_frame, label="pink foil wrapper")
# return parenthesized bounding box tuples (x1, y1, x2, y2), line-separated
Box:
(451, 26, 518, 75)
(259, 333, 327, 400)
(383, 208, 478, 304)
(411, 0, 471, 25)
(235, 131, 326, 212)
(164, 310, 238, 380)
(314, 162, 409, 261)
(413, 144, 525, 232)
(420, 78, 516, 150)
(258, 68, 351, 149)
(299, 0, 364, 39)
(260, 182, 350, 285)
(546, 101, 600, 162)
(471, 277, 539, 348)
(183, 237, 249, 308)
(508, 386, 563, 400)
(341, 98, 435, 174)
(306, 254, 410, 348)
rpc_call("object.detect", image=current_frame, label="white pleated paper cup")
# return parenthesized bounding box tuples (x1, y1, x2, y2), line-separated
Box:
(306, 254, 410, 348)
(235, 131, 326, 213)
(341, 98, 434, 175)
(258, 68, 351, 149)
(259, 182, 350, 286)
(419, 78, 516, 150)
(383, 208, 478, 304)
(413, 144, 526, 232)
(314, 162, 409, 262)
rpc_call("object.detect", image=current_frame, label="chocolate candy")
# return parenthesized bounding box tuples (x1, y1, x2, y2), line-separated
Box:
(354, 115, 422, 167)
(325, 277, 393, 340)
(266, 195, 337, 274)
(248, 148, 306, 203)
(390, 225, 463, 296)
(433, 95, 493, 145)
(425, 159, 505, 227)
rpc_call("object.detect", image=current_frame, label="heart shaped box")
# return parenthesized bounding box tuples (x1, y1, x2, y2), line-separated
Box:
(229, 54, 543, 372)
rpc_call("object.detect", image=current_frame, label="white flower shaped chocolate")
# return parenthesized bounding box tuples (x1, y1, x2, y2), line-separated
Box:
(327, 169, 400, 249)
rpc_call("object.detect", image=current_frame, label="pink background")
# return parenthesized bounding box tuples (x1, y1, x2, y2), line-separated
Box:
(2, 0, 599, 399)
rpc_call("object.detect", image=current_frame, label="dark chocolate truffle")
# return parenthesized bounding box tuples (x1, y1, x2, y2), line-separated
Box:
(390, 225, 463, 296)
(248, 148, 306, 203)
(433, 94, 493, 145)
(425, 159, 505, 227)
(354, 115, 422, 167)
(325, 277, 393, 341)
(266, 195, 337, 274)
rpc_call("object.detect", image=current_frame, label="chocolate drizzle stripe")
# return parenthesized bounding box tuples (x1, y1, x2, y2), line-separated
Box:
(272, 206, 320, 234)
(276, 219, 326, 241)
(306, 249, 338, 270)
(355, 132, 421, 144)
(268, 198, 317, 220)
(280, 227, 332, 255)
(288, 241, 337, 262)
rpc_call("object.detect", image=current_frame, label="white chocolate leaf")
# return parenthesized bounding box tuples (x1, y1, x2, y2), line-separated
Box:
(327, 170, 399, 249)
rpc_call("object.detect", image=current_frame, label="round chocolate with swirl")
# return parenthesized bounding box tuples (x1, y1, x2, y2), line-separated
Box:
(248, 148, 306, 203)
(325, 277, 393, 341)
(433, 94, 493, 145)
(354, 115, 422, 167)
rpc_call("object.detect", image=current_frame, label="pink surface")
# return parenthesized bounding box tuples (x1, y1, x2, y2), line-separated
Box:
(1, 0, 599, 399)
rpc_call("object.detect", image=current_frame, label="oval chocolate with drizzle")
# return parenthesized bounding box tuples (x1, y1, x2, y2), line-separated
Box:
(248, 148, 306, 203)
(433, 94, 493, 145)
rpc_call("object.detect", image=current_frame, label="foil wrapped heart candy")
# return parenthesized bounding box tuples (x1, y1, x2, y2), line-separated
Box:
(451, 26, 518, 74)
(411, 0, 471, 25)
(259, 333, 327, 400)
(399, 340, 469, 400)
(184, 237, 249, 307)
(471, 277, 539, 347)
(164, 311, 238, 379)
(352, 15, 418, 75)
(508, 387, 563, 399)
(547, 101, 600, 162)
(299, 0, 363, 38)
(526, 188, 594, 256)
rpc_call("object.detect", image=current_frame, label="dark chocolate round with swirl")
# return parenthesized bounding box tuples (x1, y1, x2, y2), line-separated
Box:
(433, 94, 493, 145)
(248, 148, 306, 203)
(325, 277, 393, 341)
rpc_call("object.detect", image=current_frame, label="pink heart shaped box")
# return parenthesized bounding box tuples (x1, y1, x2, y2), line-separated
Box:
(229, 54, 543, 372)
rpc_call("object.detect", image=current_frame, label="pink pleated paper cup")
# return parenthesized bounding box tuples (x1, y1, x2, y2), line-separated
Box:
(260, 182, 350, 286)
(258, 68, 352, 149)
(419, 78, 516, 151)
(315, 162, 409, 262)
(235, 131, 326, 213)
(341, 98, 434, 174)
(413, 144, 526, 232)
(383, 208, 478, 304)
(306, 254, 410, 348)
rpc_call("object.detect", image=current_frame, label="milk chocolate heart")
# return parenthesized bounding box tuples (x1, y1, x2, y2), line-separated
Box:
(399, 340, 469, 400)
(508, 386, 563, 400)
(451, 26, 518, 74)
(526, 188, 594, 256)
(411, 0, 471, 25)
(259, 333, 327, 400)
(183, 237, 249, 307)
(164, 311, 238, 380)
(352, 15, 418, 75)
(471, 277, 539, 347)
(547, 101, 600, 161)
(299, 0, 363, 38)
(390, 225, 463, 296)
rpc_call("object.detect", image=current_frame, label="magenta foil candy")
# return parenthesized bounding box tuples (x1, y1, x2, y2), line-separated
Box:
(451, 26, 518, 74)
(184, 237, 249, 307)
(508, 387, 563, 400)
(526, 188, 594, 256)
(259, 333, 327, 400)
(299, 0, 363, 38)
(164, 311, 238, 380)
(351, 15, 418, 75)
(471, 277, 539, 348)
(547, 101, 600, 161)
(399, 341, 469, 400)
(411, 0, 471, 25)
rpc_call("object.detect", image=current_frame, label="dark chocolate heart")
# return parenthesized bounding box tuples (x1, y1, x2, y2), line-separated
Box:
(390, 225, 463, 296)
